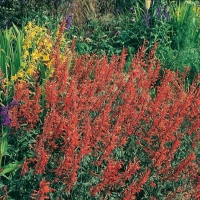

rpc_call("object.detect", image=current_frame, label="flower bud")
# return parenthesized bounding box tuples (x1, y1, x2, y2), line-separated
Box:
(145, 0, 151, 11)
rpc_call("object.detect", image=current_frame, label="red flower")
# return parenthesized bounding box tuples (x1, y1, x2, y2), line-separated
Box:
(31, 178, 55, 200)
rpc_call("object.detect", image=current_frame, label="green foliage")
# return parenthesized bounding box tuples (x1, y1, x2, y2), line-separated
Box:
(0, 0, 22, 29)
(159, 1, 200, 82)
(0, 24, 23, 104)
(69, 0, 171, 71)
(0, 0, 73, 29)
(0, 24, 23, 80)
(0, 128, 40, 198)
(65, 0, 200, 82)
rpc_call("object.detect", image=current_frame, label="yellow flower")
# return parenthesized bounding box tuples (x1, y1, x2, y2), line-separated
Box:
(42, 54, 50, 62)
(29, 31, 36, 38)
(49, 68, 55, 77)
(45, 59, 54, 69)
(31, 50, 41, 60)
(11, 74, 18, 81)
(4, 78, 10, 86)
(26, 66, 35, 75)
(22, 50, 29, 59)
(46, 43, 52, 50)
(17, 71, 24, 78)
(21, 21, 69, 81)
(43, 38, 48, 43)
(24, 40, 30, 47)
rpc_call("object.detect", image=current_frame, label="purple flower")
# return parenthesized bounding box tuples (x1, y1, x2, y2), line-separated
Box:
(116, 8, 120, 13)
(156, 7, 162, 19)
(116, 31, 121, 35)
(144, 12, 151, 27)
(0, 106, 11, 126)
(7, 100, 18, 110)
(65, 14, 72, 31)
(163, 4, 168, 15)
(156, 5, 170, 21)
(0, 100, 18, 126)
(72, 2, 75, 9)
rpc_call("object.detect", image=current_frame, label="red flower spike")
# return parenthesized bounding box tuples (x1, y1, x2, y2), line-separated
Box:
(31, 178, 55, 200)
(16, 37, 199, 198)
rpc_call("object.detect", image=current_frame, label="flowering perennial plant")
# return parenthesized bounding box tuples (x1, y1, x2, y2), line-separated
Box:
(9, 81, 42, 130)
(156, 4, 170, 21)
(11, 21, 71, 83)
(8, 33, 200, 199)
(31, 178, 55, 200)
(0, 105, 11, 126)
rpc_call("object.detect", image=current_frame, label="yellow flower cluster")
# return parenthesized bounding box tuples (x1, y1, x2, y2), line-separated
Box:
(11, 22, 52, 81)
(11, 21, 70, 83)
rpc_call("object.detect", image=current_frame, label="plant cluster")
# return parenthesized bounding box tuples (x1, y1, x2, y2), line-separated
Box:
(69, 0, 200, 80)
(0, 23, 199, 198)
(0, 0, 73, 29)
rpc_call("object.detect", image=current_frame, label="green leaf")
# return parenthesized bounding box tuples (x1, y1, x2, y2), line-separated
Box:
(0, 161, 23, 179)
(1, 131, 9, 157)
(0, 181, 4, 189)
